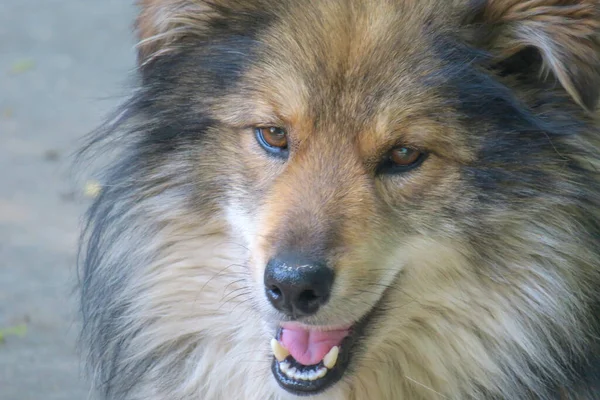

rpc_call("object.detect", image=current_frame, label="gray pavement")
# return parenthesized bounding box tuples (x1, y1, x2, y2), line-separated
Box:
(0, 1, 137, 399)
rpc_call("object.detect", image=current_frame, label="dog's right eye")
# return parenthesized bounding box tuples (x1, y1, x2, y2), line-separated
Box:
(255, 127, 289, 157)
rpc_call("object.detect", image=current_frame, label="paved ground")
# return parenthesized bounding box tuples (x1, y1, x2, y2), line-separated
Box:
(0, 1, 137, 399)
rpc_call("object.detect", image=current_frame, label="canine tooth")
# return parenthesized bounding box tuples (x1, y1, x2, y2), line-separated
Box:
(271, 338, 289, 362)
(323, 346, 339, 369)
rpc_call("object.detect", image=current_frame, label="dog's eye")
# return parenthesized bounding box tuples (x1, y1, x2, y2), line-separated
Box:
(391, 147, 421, 165)
(378, 147, 426, 174)
(255, 127, 288, 156)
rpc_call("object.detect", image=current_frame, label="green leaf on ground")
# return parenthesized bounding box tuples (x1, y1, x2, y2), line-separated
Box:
(0, 324, 28, 343)
(10, 59, 35, 74)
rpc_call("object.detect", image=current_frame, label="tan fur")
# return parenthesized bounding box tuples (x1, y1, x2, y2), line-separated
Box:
(135, 0, 215, 64)
(479, 0, 600, 111)
(81, 1, 600, 399)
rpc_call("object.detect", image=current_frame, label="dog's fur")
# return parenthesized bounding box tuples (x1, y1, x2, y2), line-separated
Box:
(79, 0, 600, 399)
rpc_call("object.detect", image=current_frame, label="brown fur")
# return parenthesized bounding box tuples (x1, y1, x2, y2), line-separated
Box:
(476, 0, 600, 111)
(80, 1, 600, 399)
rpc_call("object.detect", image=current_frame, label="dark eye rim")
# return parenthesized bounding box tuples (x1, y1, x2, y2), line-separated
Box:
(377, 149, 428, 175)
(255, 127, 289, 158)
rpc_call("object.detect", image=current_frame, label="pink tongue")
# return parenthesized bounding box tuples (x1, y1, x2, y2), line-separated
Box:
(280, 325, 349, 366)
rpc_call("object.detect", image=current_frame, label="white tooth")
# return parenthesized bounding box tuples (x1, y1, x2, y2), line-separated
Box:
(307, 370, 318, 381)
(323, 346, 339, 369)
(315, 367, 328, 379)
(300, 371, 311, 380)
(288, 367, 298, 379)
(271, 338, 289, 362)
(280, 361, 290, 373)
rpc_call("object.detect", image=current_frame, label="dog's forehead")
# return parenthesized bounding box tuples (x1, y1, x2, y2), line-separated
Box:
(242, 0, 454, 137)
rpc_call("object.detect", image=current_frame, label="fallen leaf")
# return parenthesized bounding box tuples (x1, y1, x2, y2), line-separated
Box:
(10, 59, 35, 74)
(84, 180, 102, 198)
(0, 324, 27, 343)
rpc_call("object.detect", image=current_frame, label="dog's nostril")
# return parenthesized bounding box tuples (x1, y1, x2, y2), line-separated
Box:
(298, 289, 318, 304)
(269, 286, 282, 300)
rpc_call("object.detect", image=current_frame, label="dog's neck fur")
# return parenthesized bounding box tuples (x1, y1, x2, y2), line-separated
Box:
(104, 213, 597, 400)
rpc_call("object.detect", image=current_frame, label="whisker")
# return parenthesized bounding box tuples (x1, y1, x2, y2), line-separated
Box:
(219, 291, 252, 311)
(221, 278, 248, 299)
(221, 287, 250, 302)
(230, 295, 257, 314)
(354, 288, 382, 297)
(194, 263, 246, 305)
(404, 376, 450, 399)
(214, 240, 251, 252)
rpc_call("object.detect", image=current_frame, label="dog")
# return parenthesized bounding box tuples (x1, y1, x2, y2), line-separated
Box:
(78, 0, 600, 398)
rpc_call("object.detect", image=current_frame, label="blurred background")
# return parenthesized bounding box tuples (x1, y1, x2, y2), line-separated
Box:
(1, 1, 137, 398)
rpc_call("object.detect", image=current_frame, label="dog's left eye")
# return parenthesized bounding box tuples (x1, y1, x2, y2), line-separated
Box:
(255, 127, 288, 156)
(378, 147, 427, 174)
(390, 147, 422, 165)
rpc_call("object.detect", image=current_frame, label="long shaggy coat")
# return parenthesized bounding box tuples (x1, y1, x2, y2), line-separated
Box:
(79, 0, 600, 399)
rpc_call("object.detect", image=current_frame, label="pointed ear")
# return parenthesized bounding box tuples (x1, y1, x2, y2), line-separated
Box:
(473, 0, 600, 111)
(135, 0, 217, 65)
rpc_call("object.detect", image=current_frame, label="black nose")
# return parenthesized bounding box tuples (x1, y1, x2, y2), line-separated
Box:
(264, 256, 334, 317)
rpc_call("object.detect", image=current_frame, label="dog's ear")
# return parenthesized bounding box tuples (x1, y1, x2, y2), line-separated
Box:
(472, 0, 600, 111)
(135, 0, 218, 65)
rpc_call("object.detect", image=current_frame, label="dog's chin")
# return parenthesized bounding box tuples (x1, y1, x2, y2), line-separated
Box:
(267, 305, 380, 397)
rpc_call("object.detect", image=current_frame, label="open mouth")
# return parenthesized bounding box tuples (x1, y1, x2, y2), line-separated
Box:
(269, 309, 376, 396)
(270, 324, 351, 395)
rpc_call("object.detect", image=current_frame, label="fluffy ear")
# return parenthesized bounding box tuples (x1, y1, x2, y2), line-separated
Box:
(135, 0, 217, 65)
(474, 0, 600, 111)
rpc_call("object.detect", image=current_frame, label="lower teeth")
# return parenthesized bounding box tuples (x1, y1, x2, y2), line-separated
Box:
(279, 360, 328, 381)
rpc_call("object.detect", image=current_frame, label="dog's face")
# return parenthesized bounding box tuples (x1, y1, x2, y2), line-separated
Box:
(218, 10, 467, 392)
(220, 4, 468, 315)
(125, 0, 600, 396)
(194, 3, 480, 393)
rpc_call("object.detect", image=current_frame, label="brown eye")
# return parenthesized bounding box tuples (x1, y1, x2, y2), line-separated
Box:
(378, 147, 426, 174)
(390, 147, 421, 166)
(256, 127, 288, 154)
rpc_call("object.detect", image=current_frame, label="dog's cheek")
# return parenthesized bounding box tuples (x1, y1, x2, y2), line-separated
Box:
(216, 130, 287, 280)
